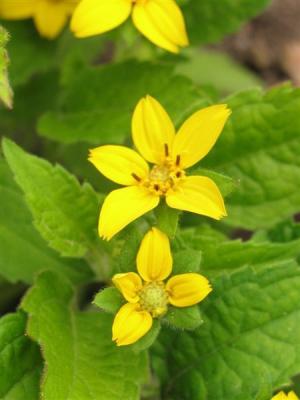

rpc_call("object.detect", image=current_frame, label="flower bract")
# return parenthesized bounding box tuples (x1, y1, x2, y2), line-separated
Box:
(89, 95, 231, 240)
(71, 0, 189, 53)
(112, 227, 212, 346)
(0, 0, 78, 39)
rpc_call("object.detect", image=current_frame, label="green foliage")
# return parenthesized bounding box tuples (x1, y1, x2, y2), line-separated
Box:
(37, 61, 210, 145)
(0, 311, 42, 400)
(0, 157, 93, 284)
(154, 260, 300, 400)
(93, 287, 124, 314)
(0, 26, 13, 108)
(203, 85, 300, 229)
(2, 138, 101, 258)
(165, 305, 203, 330)
(21, 271, 148, 400)
(155, 202, 180, 238)
(182, 0, 271, 44)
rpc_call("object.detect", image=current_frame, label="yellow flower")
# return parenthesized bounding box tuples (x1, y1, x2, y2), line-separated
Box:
(0, 0, 78, 39)
(272, 391, 299, 400)
(112, 227, 212, 346)
(89, 95, 231, 240)
(71, 0, 188, 53)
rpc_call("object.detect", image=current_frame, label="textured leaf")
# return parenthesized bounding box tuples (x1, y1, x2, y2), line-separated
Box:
(38, 61, 209, 145)
(0, 157, 93, 284)
(0, 311, 42, 400)
(0, 26, 13, 108)
(202, 85, 300, 229)
(154, 260, 300, 400)
(21, 271, 148, 400)
(2, 138, 101, 258)
(182, 0, 270, 45)
(93, 287, 124, 314)
(165, 305, 203, 331)
(179, 227, 300, 278)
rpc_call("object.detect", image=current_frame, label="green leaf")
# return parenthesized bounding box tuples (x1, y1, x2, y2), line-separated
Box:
(172, 249, 202, 275)
(38, 60, 210, 145)
(2, 21, 57, 87)
(0, 311, 42, 400)
(2, 138, 101, 259)
(179, 227, 300, 278)
(182, 0, 270, 45)
(0, 26, 13, 109)
(175, 48, 262, 95)
(202, 85, 300, 229)
(165, 305, 203, 330)
(21, 271, 148, 400)
(0, 157, 93, 284)
(155, 202, 180, 238)
(131, 320, 161, 353)
(93, 287, 124, 314)
(153, 260, 300, 400)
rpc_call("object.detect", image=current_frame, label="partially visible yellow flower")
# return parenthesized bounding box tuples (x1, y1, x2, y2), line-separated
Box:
(0, 0, 78, 39)
(112, 227, 212, 346)
(272, 391, 299, 400)
(89, 95, 231, 240)
(71, 0, 188, 53)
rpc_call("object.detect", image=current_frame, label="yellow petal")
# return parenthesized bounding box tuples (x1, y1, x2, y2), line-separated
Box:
(288, 392, 299, 400)
(99, 186, 160, 240)
(132, 95, 175, 164)
(0, 0, 35, 19)
(112, 272, 142, 303)
(132, 0, 188, 53)
(34, 0, 69, 39)
(137, 227, 172, 282)
(272, 392, 289, 400)
(166, 273, 212, 307)
(166, 175, 227, 220)
(88, 145, 149, 185)
(112, 303, 152, 346)
(71, 0, 131, 38)
(172, 105, 231, 168)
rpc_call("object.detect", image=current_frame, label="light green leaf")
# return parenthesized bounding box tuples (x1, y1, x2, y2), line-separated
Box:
(165, 305, 203, 330)
(0, 157, 93, 284)
(131, 320, 161, 353)
(176, 48, 262, 95)
(172, 249, 202, 275)
(155, 202, 180, 238)
(38, 61, 210, 145)
(179, 227, 300, 278)
(182, 0, 270, 45)
(21, 271, 148, 400)
(0, 26, 13, 109)
(2, 138, 101, 259)
(0, 311, 42, 400)
(202, 85, 300, 229)
(93, 287, 124, 314)
(153, 260, 300, 400)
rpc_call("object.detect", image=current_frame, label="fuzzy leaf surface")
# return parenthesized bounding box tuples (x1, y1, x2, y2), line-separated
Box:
(21, 271, 148, 400)
(0, 311, 42, 400)
(154, 260, 300, 400)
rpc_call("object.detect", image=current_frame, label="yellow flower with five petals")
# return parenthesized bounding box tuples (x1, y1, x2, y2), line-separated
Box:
(89, 95, 231, 240)
(272, 391, 299, 400)
(112, 227, 212, 346)
(71, 0, 188, 53)
(0, 0, 78, 39)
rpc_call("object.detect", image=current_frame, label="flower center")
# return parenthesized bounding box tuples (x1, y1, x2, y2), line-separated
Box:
(132, 144, 185, 195)
(139, 282, 168, 317)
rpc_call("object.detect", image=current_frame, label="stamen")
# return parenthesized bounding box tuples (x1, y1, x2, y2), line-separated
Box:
(132, 173, 141, 182)
(176, 155, 180, 166)
(176, 171, 181, 178)
(154, 184, 160, 191)
(164, 143, 169, 157)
